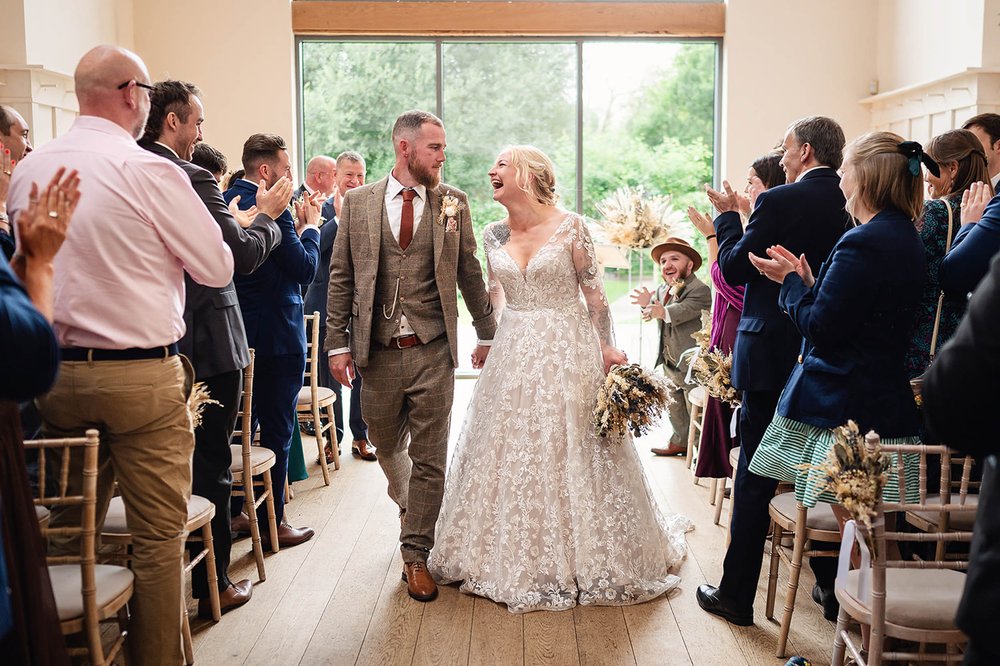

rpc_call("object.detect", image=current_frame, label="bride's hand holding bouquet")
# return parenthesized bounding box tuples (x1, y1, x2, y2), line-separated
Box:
(601, 345, 628, 375)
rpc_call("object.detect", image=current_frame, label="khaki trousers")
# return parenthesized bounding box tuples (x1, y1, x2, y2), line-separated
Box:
(39, 355, 194, 666)
(360, 337, 454, 563)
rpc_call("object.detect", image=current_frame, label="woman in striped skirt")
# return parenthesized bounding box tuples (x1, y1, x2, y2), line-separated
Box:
(744, 131, 931, 510)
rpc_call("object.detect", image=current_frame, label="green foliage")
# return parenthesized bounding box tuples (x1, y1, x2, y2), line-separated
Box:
(629, 43, 716, 150)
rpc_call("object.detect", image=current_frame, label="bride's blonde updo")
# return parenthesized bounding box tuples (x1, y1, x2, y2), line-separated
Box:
(503, 144, 560, 207)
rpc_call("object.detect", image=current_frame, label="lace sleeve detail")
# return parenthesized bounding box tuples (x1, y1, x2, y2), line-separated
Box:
(483, 223, 507, 314)
(568, 215, 614, 347)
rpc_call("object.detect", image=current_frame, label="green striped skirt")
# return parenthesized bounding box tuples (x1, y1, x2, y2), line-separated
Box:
(748, 414, 921, 508)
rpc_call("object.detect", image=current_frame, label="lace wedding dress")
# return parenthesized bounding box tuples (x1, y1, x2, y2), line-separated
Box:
(428, 213, 692, 613)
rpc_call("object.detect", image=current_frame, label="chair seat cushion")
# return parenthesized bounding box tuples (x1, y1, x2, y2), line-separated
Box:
(36, 504, 50, 524)
(230, 444, 276, 474)
(102, 494, 215, 536)
(49, 563, 134, 622)
(907, 494, 979, 531)
(769, 492, 840, 532)
(729, 447, 741, 469)
(297, 386, 336, 408)
(843, 568, 965, 630)
(688, 385, 707, 408)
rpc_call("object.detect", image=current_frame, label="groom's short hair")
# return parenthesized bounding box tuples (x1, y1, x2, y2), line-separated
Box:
(392, 110, 442, 143)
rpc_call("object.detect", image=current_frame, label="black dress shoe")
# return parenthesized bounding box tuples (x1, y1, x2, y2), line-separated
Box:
(696, 584, 753, 626)
(812, 583, 840, 622)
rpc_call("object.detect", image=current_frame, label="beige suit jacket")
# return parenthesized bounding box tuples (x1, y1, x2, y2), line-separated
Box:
(324, 176, 496, 367)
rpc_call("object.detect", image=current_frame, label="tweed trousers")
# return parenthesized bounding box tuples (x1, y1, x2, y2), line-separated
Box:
(360, 336, 454, 563)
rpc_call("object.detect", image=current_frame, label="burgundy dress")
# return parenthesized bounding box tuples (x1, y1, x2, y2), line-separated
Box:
(694, 261, 745, 478)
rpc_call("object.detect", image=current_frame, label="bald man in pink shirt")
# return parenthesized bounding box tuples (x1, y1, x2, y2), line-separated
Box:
(8, 45, 233, 665)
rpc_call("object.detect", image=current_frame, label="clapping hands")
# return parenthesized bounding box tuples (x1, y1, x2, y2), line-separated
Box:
(687, 206, 715, 238)
(293, 191, 323, 235)
(961, 181, 991, 225)
(18, 167, 81, 264)
(227, 196, 259, 229)
(254, 176, 294, 220)
(748, 245, 814, 287)
(704, 180, 741, 214)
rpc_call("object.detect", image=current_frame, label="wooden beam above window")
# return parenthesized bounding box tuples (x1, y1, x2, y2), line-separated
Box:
(291, 1, 725, 37)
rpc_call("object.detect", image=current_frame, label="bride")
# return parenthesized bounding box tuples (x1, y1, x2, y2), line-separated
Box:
(428, 145, 692, 613)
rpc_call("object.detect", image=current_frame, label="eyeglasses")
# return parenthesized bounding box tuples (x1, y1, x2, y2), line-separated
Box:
(116, 80, 155, 92)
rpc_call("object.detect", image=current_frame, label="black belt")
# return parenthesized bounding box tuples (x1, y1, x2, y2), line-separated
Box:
(60, 344, 179, 361)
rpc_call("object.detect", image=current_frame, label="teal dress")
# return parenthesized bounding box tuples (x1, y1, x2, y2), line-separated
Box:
(287, 423, 308, 483)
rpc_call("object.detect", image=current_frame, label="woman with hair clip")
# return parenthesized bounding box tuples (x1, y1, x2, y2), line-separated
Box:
(745, 131, 929, 516)
(905, 129, 992, 379)
(429, 145, 691, 613)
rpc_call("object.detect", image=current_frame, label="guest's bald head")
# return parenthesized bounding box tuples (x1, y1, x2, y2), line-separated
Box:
(304, 155, 336, 194)
(74, 45, 152, 139)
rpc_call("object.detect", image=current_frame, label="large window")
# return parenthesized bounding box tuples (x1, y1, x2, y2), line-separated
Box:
(299, 38, 718, 362)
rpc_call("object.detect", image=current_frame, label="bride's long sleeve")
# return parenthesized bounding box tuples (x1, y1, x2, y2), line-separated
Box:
(485, 246, 506, 314)
(570, 217, 614, 347)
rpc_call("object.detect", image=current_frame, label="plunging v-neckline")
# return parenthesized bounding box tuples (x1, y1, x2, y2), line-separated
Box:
(500, 213, 574, 278)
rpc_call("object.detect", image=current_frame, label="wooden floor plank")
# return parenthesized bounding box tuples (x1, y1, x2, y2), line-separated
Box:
(468, 597, 524, 666)
(188, 400, 848, 666)
(573, 606, 635, 666)
(522, 610, 579, 665)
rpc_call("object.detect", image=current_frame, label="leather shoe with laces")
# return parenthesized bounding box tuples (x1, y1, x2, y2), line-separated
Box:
(696, 584, 753, 626)
(402, 561, 438, 601)
(198, 578, 252, 620)
(262, 521, 315, 549)
(352, 440, 377, 461)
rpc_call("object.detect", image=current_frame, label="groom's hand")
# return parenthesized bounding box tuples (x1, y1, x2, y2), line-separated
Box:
(329, 352, 355, 387)
(471, 344, 490, 369)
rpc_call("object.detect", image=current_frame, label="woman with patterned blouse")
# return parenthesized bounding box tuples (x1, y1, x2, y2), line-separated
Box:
(905, 129, 993, 379)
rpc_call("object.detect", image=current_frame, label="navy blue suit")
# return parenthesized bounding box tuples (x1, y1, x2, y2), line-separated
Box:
(303, 197, 368, 443)
(778, 208, 925, 437)
(940, 193, 1000, 298)
(714, 167, 850, 610)
(224, 179, 320, 527)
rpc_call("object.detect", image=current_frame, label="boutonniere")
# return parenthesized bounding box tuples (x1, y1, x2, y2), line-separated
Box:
(438, 194, 463, 233)
(668, 279, 685, 298)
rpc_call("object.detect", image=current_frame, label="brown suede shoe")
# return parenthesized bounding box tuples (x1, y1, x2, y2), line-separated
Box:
(198, 578, 252, 620)
(352, 440, 377, 461)
(262, 521, 315, 549)
(402, 561, 438, 602)
(651, 443, 688, 457)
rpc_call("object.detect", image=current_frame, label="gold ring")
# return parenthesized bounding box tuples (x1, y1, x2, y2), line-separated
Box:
(48, 211, 59, 219)
(2, 170, 11, 176)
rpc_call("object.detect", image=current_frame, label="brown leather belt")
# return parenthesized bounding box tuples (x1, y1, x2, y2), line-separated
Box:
(382, 334, 422, 349)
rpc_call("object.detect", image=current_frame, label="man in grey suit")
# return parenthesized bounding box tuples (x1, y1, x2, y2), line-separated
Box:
(326, 110, 495, 602)
(140, 80, 291, 618)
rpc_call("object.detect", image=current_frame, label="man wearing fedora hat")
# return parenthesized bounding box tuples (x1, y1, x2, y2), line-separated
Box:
(631, 237, 711, 456)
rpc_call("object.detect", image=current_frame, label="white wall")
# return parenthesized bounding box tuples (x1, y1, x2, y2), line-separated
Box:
(22, 0, 134, 76)
(721, 0, 877, 184)
(875, 0, 984, 93)
(131, 0, 298, 174)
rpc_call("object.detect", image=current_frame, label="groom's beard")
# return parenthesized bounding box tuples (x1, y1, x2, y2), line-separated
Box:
(409, 155, 441, 189)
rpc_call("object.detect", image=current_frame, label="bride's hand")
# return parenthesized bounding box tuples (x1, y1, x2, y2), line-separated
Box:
(471, 344, 490, 369)
(601, 346, 628, 374)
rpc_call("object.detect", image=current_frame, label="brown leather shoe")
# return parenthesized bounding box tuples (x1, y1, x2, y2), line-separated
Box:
(401, 561, 438, 601)
(198, 578, 252, 620)
(262, 521, 315, 549)
(230, 512, 251, 538)
(352, 440, 377, 461)
(651, 443, 688, 457)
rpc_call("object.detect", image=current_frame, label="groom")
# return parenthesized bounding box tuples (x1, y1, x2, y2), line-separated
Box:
(325, 110, 496, 601)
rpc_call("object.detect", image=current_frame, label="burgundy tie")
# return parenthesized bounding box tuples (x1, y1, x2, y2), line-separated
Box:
(400, 188, 416, 250)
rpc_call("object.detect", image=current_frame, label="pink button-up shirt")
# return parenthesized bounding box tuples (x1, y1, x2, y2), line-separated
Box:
(8, 116, 234, 349)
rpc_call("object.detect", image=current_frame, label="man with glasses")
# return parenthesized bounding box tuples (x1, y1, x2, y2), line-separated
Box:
(8, 45, 234, 665)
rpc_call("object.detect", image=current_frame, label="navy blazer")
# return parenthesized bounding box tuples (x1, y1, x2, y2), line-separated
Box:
(0, 258, 58, 400)
(303, 197, 338, 319)
(940, 192, 1000, 298)
(715, 167, 850, 391)
(777, 208, 926, 436)
(224, 179, 321, 357)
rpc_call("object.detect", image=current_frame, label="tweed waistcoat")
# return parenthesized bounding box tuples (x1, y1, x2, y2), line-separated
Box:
(373, 212, 446, 345)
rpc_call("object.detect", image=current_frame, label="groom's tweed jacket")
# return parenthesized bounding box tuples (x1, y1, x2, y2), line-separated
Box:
(325, 176, 495, 367)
